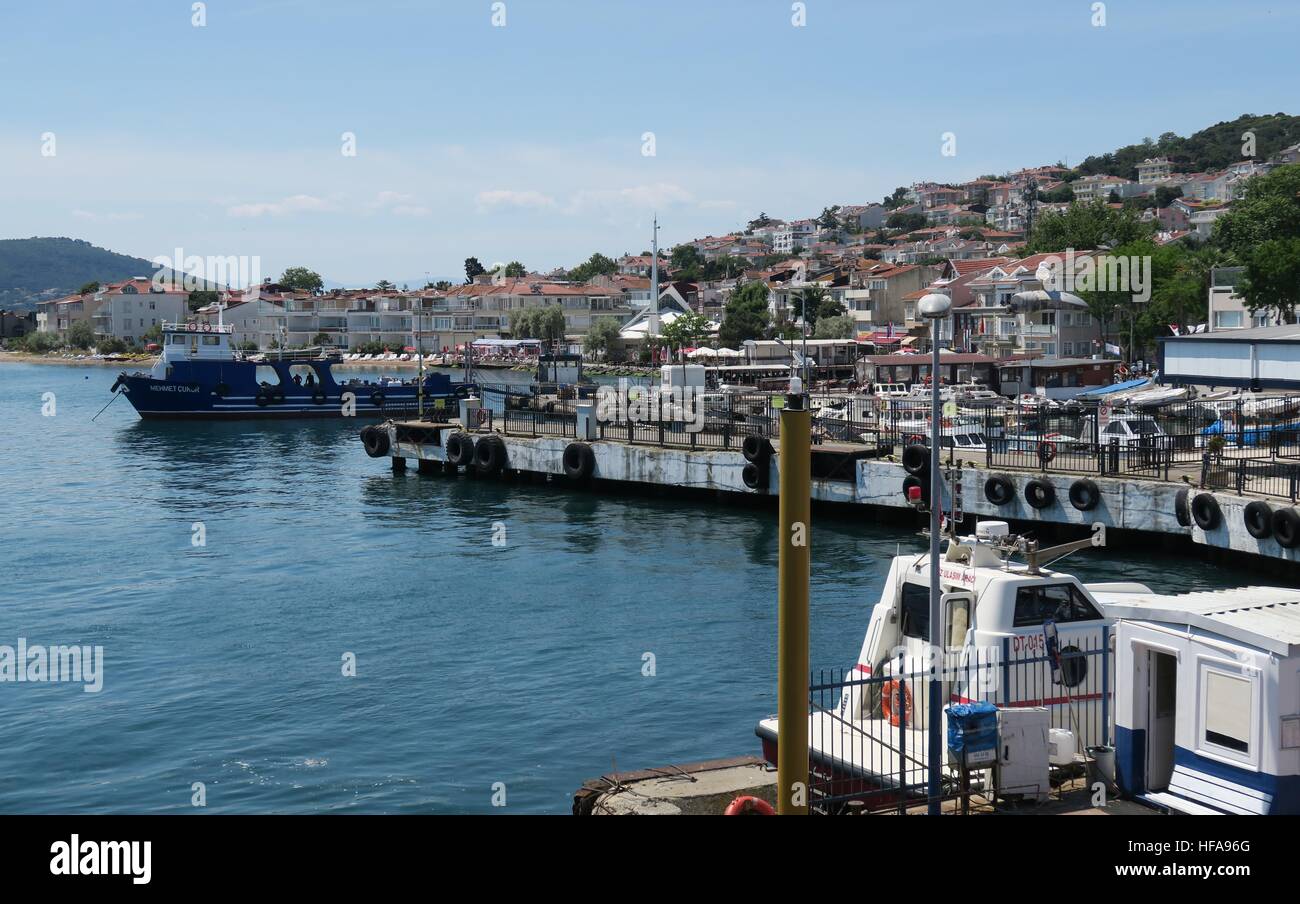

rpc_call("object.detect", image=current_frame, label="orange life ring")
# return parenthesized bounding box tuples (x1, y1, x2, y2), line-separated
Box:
(1038, 440, 1057, 463)
(476, 408, 488, 425)
(881, 678, 913, 727)
(724, 795, 775, 816)
(1118, 365, 1129, 376)
(185, 321, 196, 331)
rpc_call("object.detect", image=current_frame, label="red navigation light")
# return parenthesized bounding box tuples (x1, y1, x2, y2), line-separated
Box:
(907, 485, 923, 502)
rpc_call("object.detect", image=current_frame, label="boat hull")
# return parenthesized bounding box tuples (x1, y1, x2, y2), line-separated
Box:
(115, 357, 470, 420)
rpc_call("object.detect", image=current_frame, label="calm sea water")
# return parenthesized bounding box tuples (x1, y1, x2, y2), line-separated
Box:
(0, 362, 1258, 814)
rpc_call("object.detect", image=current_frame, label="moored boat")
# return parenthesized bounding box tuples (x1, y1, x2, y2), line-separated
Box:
(111, 321, 472, 419)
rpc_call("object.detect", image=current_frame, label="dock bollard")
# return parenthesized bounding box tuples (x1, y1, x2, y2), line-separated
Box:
(777, 390, 810, 815)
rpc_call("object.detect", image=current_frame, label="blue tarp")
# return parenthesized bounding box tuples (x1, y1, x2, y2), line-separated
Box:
(1075, 377, 1150, 399)
(946, 702, 998, 763)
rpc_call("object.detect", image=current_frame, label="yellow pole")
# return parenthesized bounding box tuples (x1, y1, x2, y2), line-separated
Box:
(777, 396, 811, 815)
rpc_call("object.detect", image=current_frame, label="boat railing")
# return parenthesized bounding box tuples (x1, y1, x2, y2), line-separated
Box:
(162, 320, 234, 334)
(805, 632, 1111, 814)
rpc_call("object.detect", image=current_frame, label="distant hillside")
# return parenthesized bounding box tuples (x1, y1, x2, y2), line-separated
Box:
(1076, 113, 1300, 180)
(0, 237, 162, 311)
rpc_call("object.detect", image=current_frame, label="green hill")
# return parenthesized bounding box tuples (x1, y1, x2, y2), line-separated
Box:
(0, 237, 159, 311)
(1076, 113, 1300, 180)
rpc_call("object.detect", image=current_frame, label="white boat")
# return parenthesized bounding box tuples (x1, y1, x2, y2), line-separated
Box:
(756, 521, 1119, 810)
(1243, 396, 1300, 420)
(756, 519, 1300, 814)
(1123, 385, 1191, 408)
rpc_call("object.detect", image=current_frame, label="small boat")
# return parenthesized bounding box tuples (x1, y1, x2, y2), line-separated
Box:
(111, 321, 472, 420)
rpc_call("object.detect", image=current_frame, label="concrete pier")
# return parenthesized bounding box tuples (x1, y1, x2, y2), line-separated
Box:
(375, 420, 1300, 571)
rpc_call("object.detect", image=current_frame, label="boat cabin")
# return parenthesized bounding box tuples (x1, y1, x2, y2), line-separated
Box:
(1106, 588, 1300, 814)
(150, 321, 236, 378)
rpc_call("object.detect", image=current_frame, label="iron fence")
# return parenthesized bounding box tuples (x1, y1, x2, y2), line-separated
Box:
(806, 632, 1110, 815)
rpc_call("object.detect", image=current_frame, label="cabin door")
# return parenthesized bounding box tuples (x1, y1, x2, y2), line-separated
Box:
(1146, 650, 1177, 791)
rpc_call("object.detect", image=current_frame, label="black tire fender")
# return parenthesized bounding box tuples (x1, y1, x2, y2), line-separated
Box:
(1174, 487, 1191, 527)
(1191, 493, 1221, 531)
(370, 389, 386, 409)
(1068, 478, 1100, 512)
(361, 426, 390, 458)
(742, 434, 773, 463)
(742, 460, 770, 491)
(563, 442, 596, 480)
(902, 444, 929, 476)
(1244, 500, 1273, 540)
(984, 475, 1015, 506)
(1025, 478, 1056, 509)
(1272, 507, 1300, 549)
(474, 435, 507, 475)
(446, 432, 476, 467)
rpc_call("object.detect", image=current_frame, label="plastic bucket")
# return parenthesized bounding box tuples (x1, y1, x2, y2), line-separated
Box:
(1086, 745, 1115, 787)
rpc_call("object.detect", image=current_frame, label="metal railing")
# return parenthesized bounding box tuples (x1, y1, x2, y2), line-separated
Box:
(807, 633, 1110, 815)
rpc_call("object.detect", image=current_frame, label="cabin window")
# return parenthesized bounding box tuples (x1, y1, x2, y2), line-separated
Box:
(1202, 669, 1252, 755)
(254, 365, 281, 386)
(900, 582, 930, 640)
(1012, 583, 1101, 627)
(202, 335, 221, 346)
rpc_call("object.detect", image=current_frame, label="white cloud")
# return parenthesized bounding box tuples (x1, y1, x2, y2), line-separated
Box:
(566, 182, 694, 214)
(475, 189, 557, 211)
(368, 191, 430, 217)
(227, 194, 334, 218)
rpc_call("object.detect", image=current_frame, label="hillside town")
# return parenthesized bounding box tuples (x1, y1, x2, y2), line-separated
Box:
(9, 140, 1300, 375)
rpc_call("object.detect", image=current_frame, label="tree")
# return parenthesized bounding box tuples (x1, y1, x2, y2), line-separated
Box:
(1025, 200, 1152, 253)
(1213, 163, 1300, 257)
(78, 281, 100, 295)
(1240, 238, 1300, 324)
(464, 257, 487, 284)
(1154, 185, 1183, 208)
(813, 315, 855, 339)
(67, 319, 95, 349)
(375, 280, 396, 292)
(792, 285, 843, 330)
(817, 205, 842, 230)
(883, 186, 911, 209)
(504, 261, 527, 277)
(535, 306, 567, 344)
(718, 281, 771, 346)
(747, 212, 774, 230)
(21, 331, 62, 353)
(434, 280, 452, 291)
(280, 267, 323, 293)
(659, 311, 712, 359)
(583, 319, 621, 360)
(886, 212, 926, 231)
(312, 332, 331, 346)
(567, 252, 618, 283)
(188, 290, 218, 312)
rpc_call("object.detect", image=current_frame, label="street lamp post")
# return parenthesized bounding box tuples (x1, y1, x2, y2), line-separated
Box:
(917, 291, 952, 816)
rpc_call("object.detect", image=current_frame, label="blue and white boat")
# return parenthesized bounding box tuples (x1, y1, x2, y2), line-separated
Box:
(112, 321, 472, 420)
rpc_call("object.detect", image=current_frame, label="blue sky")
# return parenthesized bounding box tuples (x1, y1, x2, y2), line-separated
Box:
(2, 0, 1297, 285)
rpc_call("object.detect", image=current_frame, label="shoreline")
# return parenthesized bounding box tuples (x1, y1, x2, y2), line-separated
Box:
(0, 352, 146, 367)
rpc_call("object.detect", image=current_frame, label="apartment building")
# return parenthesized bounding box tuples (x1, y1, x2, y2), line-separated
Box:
(36, 292, 102, 338)
(964, 255, 1100, 357)
(90, 278, 189, 345)
(1207, 266, 1274, 331)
